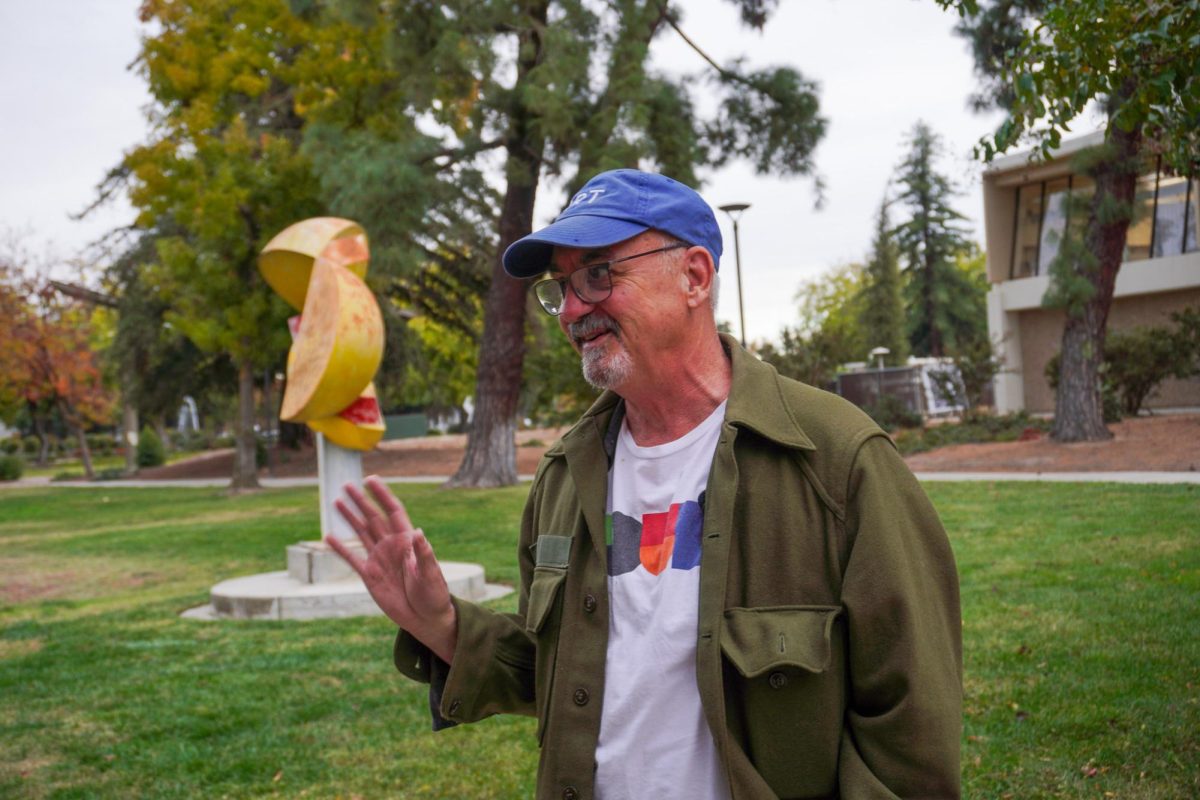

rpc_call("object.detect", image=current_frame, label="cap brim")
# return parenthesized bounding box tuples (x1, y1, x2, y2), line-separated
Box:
(502, 215, 649, 278)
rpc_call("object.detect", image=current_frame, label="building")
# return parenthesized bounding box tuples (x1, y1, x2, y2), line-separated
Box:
(982, 130, 1200, 414)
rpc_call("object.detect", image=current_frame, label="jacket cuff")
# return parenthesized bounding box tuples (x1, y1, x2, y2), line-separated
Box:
(435, 596, 503, 723)
(393, 629, 458, 731)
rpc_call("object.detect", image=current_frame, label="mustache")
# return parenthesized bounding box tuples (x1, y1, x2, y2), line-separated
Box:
(567, 314, 620, 344)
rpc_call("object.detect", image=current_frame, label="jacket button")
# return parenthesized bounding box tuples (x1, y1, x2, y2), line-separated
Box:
(768, 671, 788, 690)
(573, 688, 590, 706)
(562, 788, 579, 800)
(583, 594, 597, 613)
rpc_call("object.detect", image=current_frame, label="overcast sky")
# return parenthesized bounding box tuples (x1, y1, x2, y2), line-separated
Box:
(0, 0, 1077, 345)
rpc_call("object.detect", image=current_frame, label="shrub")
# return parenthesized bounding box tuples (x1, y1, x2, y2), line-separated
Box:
(22, 436, 40, 456)
(1102, 328, 1189, 416)
(890, 411, 1052, 456)
(45, 435, 63, 458)
(1, 437, 18, 455)
(1170, 306, 1200, 378)
(863, 394, 924, 431)
(0, 455, 23, 481)
(87, 433, 117, 457)
(1045, 312, 1197, 419)
(136, 427, 166, 468)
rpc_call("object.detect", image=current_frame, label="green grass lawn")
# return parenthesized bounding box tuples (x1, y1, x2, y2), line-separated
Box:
(16, 451, 195, 481)
(1, 482, 1197, 798)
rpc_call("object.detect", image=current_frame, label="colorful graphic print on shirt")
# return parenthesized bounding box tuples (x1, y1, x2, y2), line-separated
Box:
(605, 492, 705, 576)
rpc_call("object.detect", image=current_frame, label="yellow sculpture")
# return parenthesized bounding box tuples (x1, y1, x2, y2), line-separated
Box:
(259, 218, 385, 451)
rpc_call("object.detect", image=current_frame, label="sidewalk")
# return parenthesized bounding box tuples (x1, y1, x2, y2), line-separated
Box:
(6, 470, 1200, 489)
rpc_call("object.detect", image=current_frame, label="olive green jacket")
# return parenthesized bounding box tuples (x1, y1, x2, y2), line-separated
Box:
(396, 335, 962, 799)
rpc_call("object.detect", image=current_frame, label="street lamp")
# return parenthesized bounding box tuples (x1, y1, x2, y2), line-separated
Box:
(718, 202, 751, 348)
(869, 346, 890, 404)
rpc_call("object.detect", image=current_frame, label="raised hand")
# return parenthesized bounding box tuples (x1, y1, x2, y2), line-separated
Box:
(327, 475, 457, 664)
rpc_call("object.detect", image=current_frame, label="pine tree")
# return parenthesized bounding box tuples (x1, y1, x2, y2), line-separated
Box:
(859, 198, 908, 366)
(892, 121, 976, 358)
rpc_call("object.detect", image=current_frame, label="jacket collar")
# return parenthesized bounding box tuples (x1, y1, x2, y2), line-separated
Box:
(719, 332, 816, 451)
(554, 332, 815, 459)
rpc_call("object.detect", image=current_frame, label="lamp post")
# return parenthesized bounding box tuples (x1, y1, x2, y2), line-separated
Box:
(718, 202, 751, 348)
(870, 346, 890, 404)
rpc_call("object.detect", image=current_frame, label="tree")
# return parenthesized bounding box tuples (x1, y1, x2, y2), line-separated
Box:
(859, 198, 909, 366)
(757, 263, 867, 388)
(113, 0, 326, 487)
(0, 267, 26, 425)
(795, 262, 869, 364)
(306, 0, 828, 486)
(103, 230, 238, 473)
(523, 309, 601, 426)
(946, 0, 1200, 441)
(891, 121, 978, 358)
(0, 270, 114, 480)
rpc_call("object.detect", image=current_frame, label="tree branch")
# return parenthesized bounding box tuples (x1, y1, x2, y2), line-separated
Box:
(417, 137, 506, 166)
(48, 281, 119, 309)
(661, 5, 740, 83)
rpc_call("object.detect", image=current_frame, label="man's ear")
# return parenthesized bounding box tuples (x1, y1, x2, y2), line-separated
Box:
(682, 246, 716, 309)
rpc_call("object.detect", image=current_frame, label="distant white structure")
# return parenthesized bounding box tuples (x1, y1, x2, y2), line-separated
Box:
(176, 396, 200, 433)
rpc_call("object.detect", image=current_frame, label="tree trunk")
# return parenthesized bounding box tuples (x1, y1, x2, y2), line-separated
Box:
(924, 254, 943, 357)
(154, 417, 171, 453)
(120, 361, 138, 475)
(73, 423, 95, 480)
(230, 356, 261, 489)
(31, 406, 50, 466)
(122, 400, 138, 476)
(58, 400, 95, 480)
(262, 367, 276, 476)
(1051, 120, 1141, 442)
(447, 2, 547, 488)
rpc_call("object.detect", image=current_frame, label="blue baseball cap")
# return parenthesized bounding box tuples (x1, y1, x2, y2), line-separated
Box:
(502, 169, 723, 278)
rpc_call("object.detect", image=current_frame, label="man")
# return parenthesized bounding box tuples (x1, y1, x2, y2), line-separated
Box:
(330, 169, 962, 799)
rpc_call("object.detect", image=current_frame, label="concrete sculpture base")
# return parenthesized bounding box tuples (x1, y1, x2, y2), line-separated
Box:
(182, 539, 510, 621)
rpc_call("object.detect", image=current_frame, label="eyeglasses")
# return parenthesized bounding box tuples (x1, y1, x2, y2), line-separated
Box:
(532, 243, 688, 315)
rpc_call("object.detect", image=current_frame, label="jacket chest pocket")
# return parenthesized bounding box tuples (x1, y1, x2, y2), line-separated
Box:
(721, 605, 845, 799)
(526, 535, 572, 746)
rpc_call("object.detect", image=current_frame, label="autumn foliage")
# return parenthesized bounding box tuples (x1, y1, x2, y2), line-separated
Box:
(0, 267, 114, 478)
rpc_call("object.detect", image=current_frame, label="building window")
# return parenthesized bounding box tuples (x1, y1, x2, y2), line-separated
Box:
(1124, 173, 1158, 262)
(1012, 183, 1043, 278)
(1190, 179, 1200, 253)
(1154, 175, 1198, 257)
(1038, 177, 1072, 274)
(1009, 167, 1197, 280)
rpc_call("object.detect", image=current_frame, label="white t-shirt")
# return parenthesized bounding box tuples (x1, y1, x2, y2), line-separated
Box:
(595, 401, 732, 800)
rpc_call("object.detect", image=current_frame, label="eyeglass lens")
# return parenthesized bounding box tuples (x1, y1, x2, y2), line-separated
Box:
(535, 265, 612, 315)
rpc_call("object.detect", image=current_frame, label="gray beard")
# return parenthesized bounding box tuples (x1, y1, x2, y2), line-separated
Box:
(569, 314, 633, 390)
(581, 344, 633, 390)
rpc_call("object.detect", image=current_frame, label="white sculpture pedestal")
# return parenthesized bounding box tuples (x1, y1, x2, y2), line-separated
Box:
(183, 435, 510, 621)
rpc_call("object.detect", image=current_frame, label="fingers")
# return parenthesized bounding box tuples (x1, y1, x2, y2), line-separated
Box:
(334, 497, 373, 545)
(365, 475, 414, 532)
(411, 531, 443, 582)
(342, 483, 389, 546)
(326, 534, 368, 576)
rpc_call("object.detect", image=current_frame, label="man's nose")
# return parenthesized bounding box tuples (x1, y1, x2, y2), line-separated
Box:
(558, 282, 595, 324)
